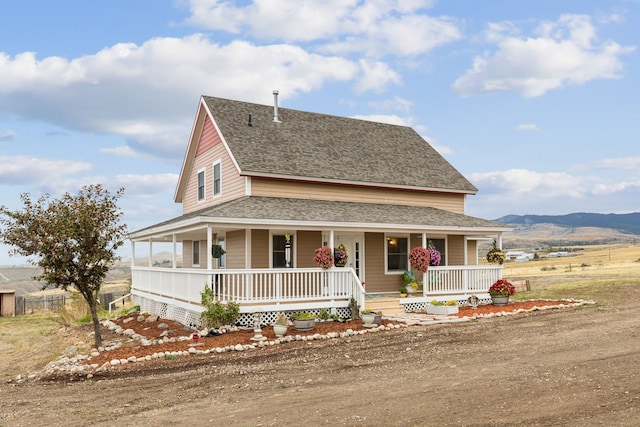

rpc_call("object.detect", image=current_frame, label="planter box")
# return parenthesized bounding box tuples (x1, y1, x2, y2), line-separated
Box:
(426, 304, 459, 315)
(292, 318, 315, 331)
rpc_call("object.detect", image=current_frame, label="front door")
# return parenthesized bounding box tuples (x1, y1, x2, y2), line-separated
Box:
(335, 234, 364, 281)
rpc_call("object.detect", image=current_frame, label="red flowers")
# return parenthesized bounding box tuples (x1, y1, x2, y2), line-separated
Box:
(313, 246, 334, 269)
(489, 279, 515, 296)
(409, 247, 430, 273)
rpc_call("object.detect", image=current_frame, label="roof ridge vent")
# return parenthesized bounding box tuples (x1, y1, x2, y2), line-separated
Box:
(272, 90, 282, 123)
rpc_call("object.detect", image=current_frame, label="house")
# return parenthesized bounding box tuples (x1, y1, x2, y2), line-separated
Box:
(129, 92, 511, 326)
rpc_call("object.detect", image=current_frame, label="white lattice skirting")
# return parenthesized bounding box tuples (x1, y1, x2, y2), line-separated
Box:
(132, 295, 352, 328)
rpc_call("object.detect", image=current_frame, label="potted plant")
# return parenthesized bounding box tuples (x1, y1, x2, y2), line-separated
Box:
(399, 286, 408, 298)
(403, 271, 419, 295)
(426, 299, 459, 315)
(486, 240, 505, 265)
(361, 309, 377, 327)
(488, 279, 515, 305)
(273, 313, 288, 337)
(290, 312, 315, 331)
(211, 244, 226, 259)
(334, 243, 348, 267)
(428, 244, 441, 266)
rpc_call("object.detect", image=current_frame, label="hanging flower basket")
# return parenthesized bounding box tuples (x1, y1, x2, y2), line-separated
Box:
(409, 247, 430, 273)
(334, 244, 348, 267)
(211, 244, 226, 259)
(313, 246, 334, 269)
(486, 240, 505, 264)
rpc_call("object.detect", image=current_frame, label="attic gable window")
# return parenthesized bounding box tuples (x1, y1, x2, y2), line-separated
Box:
(197, 169, 205, 202)
(213, 160, 221, 197)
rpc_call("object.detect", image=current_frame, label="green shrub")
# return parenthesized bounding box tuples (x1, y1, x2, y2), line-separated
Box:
(200, 285, 240, 328)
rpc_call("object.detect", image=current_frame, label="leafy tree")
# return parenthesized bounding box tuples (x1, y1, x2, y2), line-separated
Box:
(0, 184, 127, 347)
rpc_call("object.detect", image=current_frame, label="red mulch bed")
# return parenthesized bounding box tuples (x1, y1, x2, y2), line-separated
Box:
(87, 300, 568, 367)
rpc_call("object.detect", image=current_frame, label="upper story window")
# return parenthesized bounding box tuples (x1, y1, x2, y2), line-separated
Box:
(386, 236, 408, 273)
(213, 160, 222, 197)
(197, 169, 205, 202)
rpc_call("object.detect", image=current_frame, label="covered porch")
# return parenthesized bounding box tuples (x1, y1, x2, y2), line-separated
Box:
(130, 264, 502, 326)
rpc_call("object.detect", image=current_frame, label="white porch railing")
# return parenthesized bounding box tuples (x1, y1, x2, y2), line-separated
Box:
(422, 265, 502, 297)
(131, 267, 365, 313)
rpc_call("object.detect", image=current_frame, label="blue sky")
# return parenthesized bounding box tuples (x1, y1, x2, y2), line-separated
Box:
(1, 1, 639, 264)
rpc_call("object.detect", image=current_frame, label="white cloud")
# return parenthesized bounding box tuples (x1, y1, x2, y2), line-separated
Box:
(0, 155, 92, 186)
(112, 173, 179, 198)
(593, 156, 640, 171)
(183, 0, 461, 57)
(470, 169, 587, 198)
(100, 145, 138, 157)
(452, 14, 635, 98)
(355, 60, 402, 93)
(516, 123, 542, 132)
(368, 96, 413, 114)
(0, 36, 361, 159)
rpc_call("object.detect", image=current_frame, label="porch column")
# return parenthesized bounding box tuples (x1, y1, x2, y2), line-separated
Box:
(172, 234, 177, 269)
(130, 240, 135, 269)
(207, 225, 213, 270)
(148, 239, 152, 268)
(329, 230, 335, 250)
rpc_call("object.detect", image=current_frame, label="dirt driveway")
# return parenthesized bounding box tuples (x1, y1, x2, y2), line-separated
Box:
(2, 296, 639, 426)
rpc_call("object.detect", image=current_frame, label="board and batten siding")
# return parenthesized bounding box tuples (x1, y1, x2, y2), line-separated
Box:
(250, 178, 466, 213)
(182, 117, 247, 215)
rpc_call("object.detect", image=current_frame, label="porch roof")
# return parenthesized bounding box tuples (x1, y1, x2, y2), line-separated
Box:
(130, 196, 510, 239)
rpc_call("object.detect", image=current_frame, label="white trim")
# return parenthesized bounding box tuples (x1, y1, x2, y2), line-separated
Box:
(384, 233, 409, 274)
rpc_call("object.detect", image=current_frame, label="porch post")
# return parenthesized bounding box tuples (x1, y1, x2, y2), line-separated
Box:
(130, 240, 135, 269)
(148, 239, 152, 268)
(172, 234, 177, 269)
(207, 225, 213, 270)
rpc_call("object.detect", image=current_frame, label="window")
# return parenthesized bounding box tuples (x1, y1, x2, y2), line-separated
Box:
(197, 169, 205, 202)
(272, 234, 294, 268)
(213, 160, 221, 197)
(386, 236, 407, 272)
(192, 240, 200, 266)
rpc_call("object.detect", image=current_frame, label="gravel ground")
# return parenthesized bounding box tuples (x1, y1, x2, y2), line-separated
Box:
(1, 296, 639, 426)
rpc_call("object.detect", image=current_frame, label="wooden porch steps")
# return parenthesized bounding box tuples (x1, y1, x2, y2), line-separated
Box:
(364, 296, 406, 314)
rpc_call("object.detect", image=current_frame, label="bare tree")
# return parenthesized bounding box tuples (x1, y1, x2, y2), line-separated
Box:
(0, 184, 128, 347)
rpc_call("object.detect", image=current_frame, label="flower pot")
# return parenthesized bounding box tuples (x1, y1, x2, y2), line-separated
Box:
(426, 304, 459, 315)
(373, 314, 382, 325)
(491, 295, 510, 306)
(361, 312, 376, 327)
(273, 324, 288, 337)
(399, 293, 407, 298)
(292, 318, 315, 331)
(406, 286, 415, 295)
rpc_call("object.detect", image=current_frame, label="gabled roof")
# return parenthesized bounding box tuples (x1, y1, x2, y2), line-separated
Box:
(175, 96, 478, 202)
(131, 196, 510, 239)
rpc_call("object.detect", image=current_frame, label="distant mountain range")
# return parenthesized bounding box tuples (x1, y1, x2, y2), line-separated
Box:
(495, 212, 640, 235)
(495, 212, 640, 247)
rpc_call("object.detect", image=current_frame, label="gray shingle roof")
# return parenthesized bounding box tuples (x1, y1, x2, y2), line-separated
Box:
(202, 96, 478, 193)
(133, 197, 507, 236)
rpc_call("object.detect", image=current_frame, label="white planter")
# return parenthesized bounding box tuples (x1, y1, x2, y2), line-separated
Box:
(426, 304, 459, 315)
(273, 324, 288, 337)
(361, 312, 376, 327)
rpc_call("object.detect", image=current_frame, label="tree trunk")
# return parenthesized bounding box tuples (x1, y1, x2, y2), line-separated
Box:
(89, 299, 103, 348)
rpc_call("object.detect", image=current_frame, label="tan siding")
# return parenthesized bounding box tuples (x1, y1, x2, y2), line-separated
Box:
(225, 230, 246, 269)
(184, 240, 193, 268)
(364, 232, 401, 293)
(251, 229, 269, 268)
(183, 117, 247, 214)
(467, 239, 478, 265)
(296, 231, 322, 268)
(251, 178, 466, 213)
(448, 235, 465, 266)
